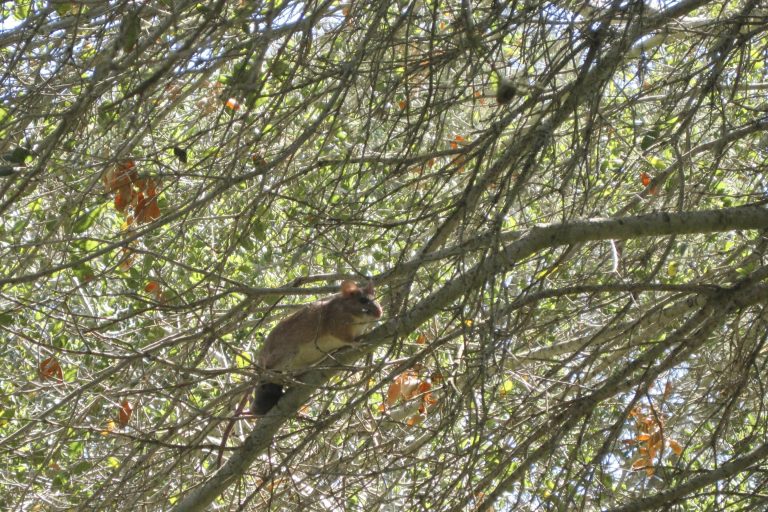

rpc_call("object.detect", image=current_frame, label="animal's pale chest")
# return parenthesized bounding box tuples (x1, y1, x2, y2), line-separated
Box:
(288, 334, 350, 369)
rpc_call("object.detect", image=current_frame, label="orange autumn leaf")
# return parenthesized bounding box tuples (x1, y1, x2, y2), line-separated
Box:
(142, 178, 159, 196)
(406, 414, 424, 426)
(640, 172, 652, 187)
(132, 191, 144, 211)
(118, 400, 133, 426)
(423, 392, 438, 406)
(385, 380, 401, 407)
(669, 439, 683, 455)
(451, 154, 466, 171)
(145, 281, 159, 294)
(39, 356, 63, 381)
(119, 250, 135, 271)
(385, 371, 420, 406)
(631, 457, 651, 470)
(663, 380, 673, 400)
(225, 97, 240, 111)
(114, 185, 134, 212)
(450, 134, 466, 149)
(401, 375, 420, 400)
(103, 162, 138, 192)
(417, 381, 432, 394)
(135, 193, 161, 224)
(398, 100, 407, 110)
(415, 334, 427, 345)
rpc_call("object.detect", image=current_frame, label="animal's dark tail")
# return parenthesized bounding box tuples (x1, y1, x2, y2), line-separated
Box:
(253, 382, 284, 415)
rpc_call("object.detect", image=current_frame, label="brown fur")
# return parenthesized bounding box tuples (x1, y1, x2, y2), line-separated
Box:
(253, 281, 382, 414)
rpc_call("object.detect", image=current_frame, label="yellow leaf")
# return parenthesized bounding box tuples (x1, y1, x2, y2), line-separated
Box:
(235, 352, 252, 369)
(101, 420, 116, 435)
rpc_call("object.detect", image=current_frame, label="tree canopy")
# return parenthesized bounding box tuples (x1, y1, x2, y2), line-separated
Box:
(1, 0, 768, 510)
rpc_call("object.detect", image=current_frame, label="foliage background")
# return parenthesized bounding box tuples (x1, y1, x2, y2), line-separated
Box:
(1, 0, 768, 510)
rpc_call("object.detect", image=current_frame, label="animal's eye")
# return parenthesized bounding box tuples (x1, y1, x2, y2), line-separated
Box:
(359, 297, 370, 305)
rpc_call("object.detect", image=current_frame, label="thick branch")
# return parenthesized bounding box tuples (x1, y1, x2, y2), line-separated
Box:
(605, 441, 768, 512)
(172, 206, 768, 511)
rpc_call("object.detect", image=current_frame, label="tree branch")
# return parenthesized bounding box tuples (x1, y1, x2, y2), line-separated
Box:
(605, 441, 768, 512)
(172, 205, 768, 511)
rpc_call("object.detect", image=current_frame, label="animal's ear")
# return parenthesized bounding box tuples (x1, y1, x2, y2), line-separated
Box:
(363, 282, 375, 295)
(340, 280, 359, 297)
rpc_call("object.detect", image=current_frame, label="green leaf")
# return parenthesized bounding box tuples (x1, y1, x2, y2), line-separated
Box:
(3, 147, 32, 164)
(253, 220, 266, 241)
(13, 0, 30, 20)
(72, 205, 105, 234)
(55, 2, 75, 16)
(271, 60, 290, 78)
(640, 128, 660, 150)
(236, 351, 252, 369)
(121, 12, 141, 52)
(72, 264, 94, 281)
